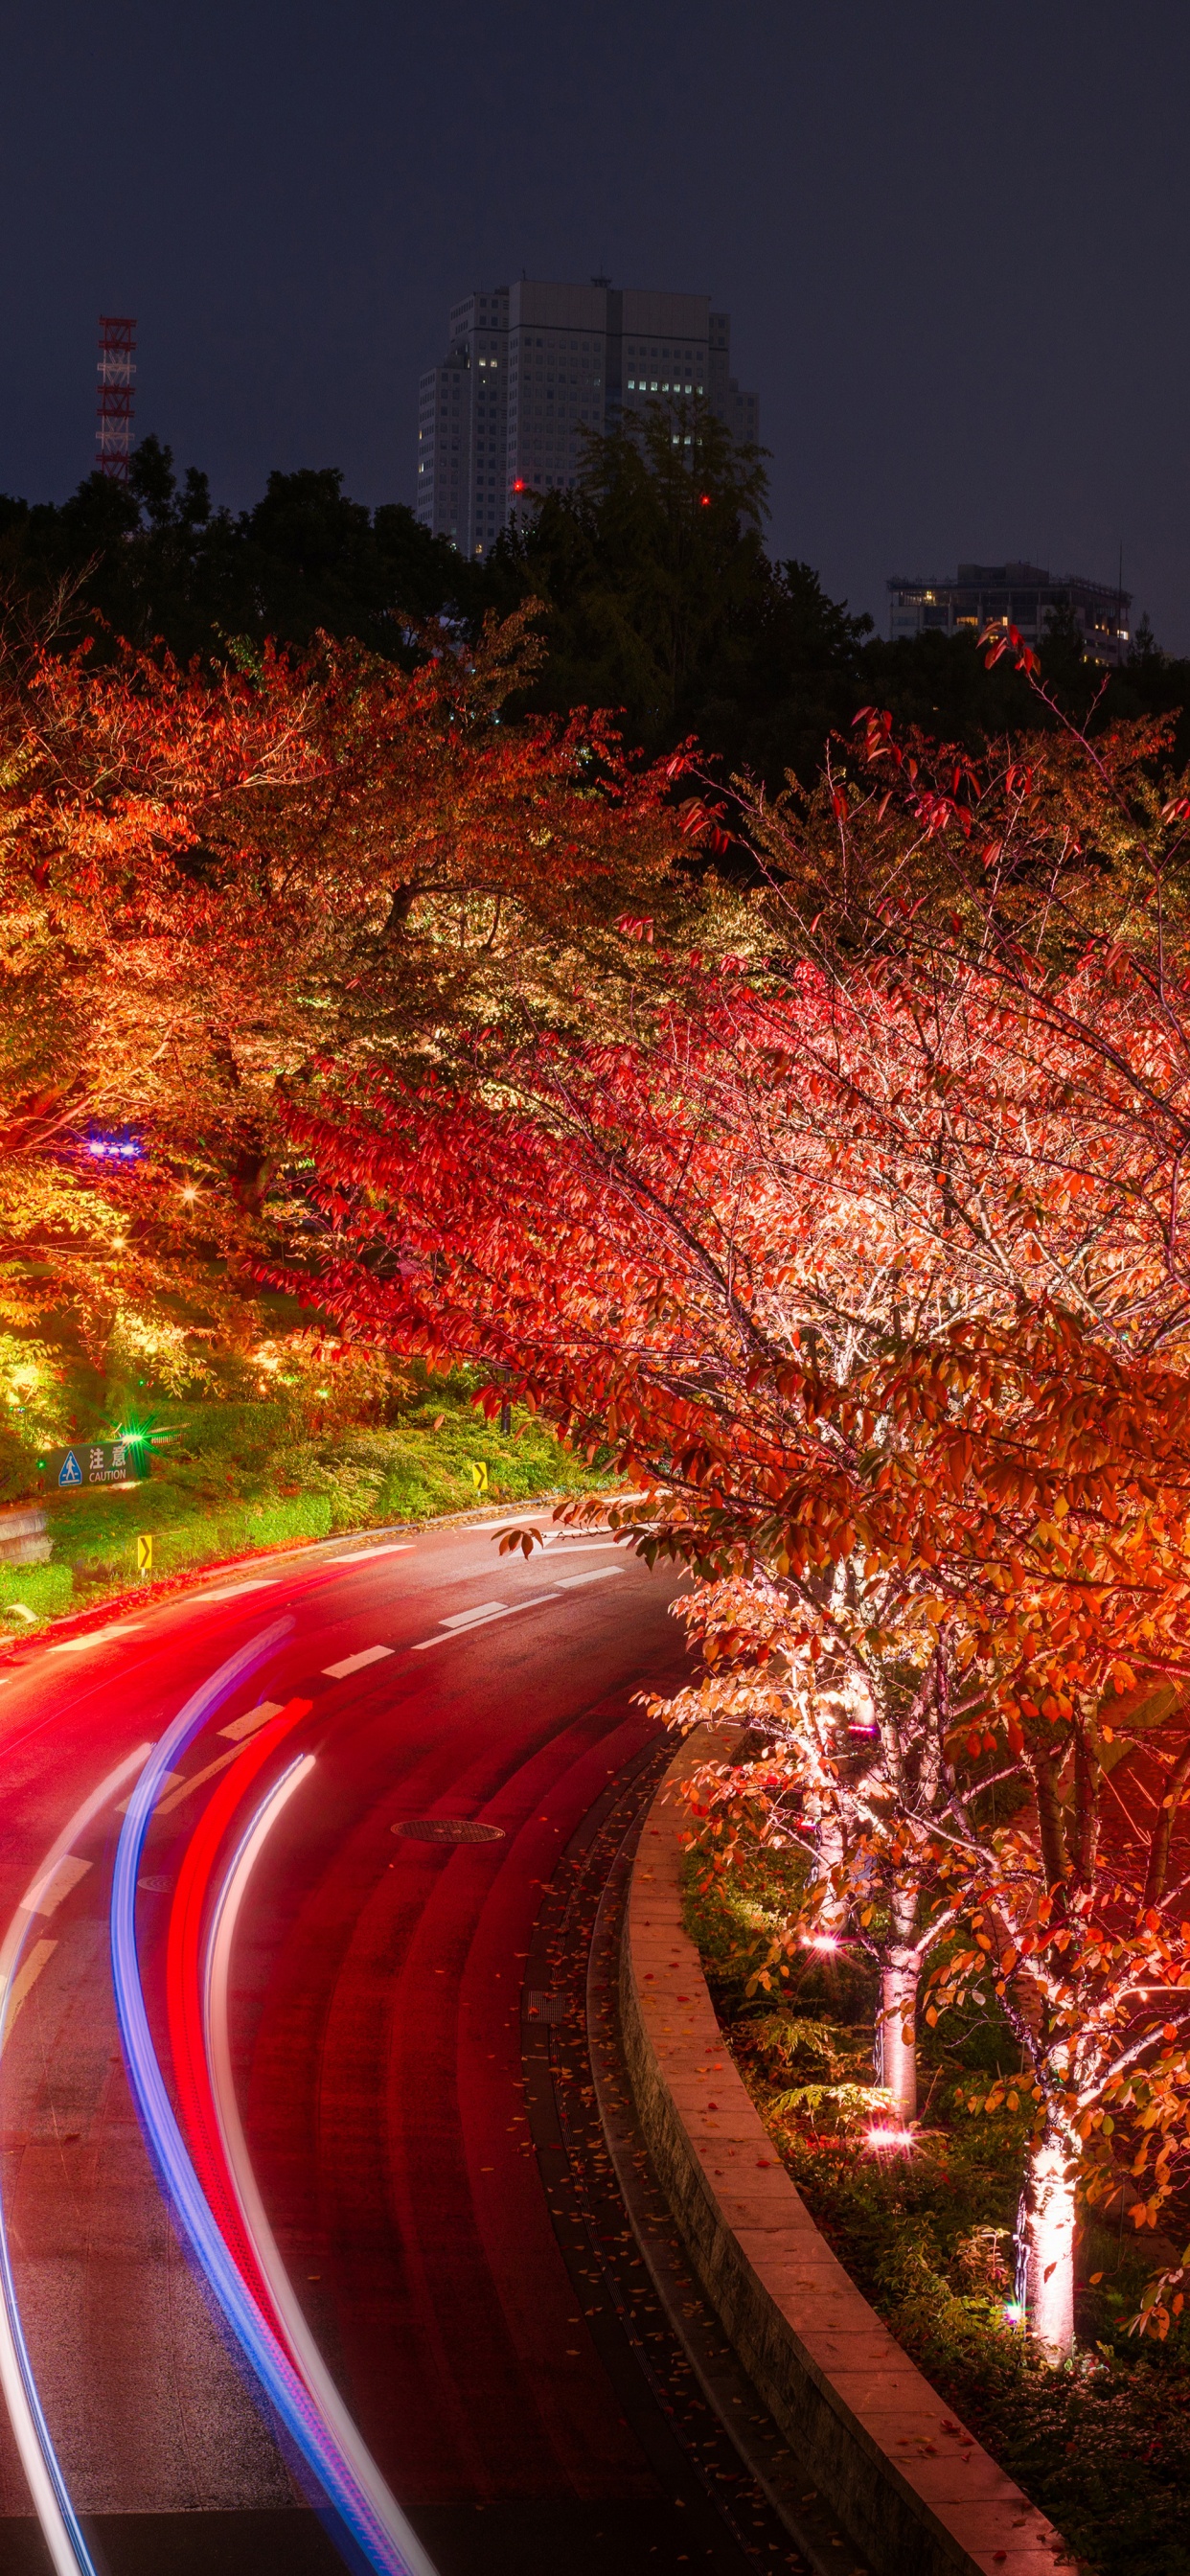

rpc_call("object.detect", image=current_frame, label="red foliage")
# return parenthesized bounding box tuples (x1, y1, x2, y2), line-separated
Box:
(277, 704, 1190, 2353)
(0, 612, 691, 1344)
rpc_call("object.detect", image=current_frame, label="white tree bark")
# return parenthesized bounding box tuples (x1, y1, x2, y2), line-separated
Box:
(878, 1950, 919, 2124)
(1018, 2134, 1076, 2361)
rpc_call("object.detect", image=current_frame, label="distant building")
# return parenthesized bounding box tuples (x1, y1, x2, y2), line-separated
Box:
(886, 561, 1132, 667)
(416, 278, 760, 561)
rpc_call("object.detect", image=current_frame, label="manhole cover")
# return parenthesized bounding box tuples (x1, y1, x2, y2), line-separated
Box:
(392, 1818, 505, 1845)
(523, 1990, 566, 2023)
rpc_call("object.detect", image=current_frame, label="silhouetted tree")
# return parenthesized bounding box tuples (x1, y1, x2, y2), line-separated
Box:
(0, 442, 482, 666)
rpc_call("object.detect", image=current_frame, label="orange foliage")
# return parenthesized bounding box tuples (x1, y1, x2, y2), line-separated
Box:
(0, 612, 693, 1347)
(280, 673, 1190, 2348)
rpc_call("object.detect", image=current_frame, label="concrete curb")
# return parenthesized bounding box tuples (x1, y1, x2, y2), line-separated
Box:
(619, 1728, 1069, 2576)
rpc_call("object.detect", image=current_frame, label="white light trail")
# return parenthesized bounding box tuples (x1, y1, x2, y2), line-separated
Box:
(205, 1760, 438, 2576)
(0, 1741, 150, 2576)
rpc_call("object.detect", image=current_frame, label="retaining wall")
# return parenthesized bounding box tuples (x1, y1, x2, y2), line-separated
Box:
(620, 1729, 1068, 2576)
(0, 1504, 50, 1566)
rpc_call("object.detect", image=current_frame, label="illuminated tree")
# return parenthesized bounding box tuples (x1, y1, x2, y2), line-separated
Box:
(710, 655, 1190, 1370)
(906, 1638, 1190, 2366)
(667, 1556, 1190, 2362)
(282, 945, 1190, 2355)
(0, 612, 708, 1366)
(655, 1566, 967, 2131)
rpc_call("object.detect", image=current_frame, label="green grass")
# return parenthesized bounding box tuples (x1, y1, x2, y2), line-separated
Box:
(0, 1561, 73, 1622)
(682, 1837, 1190, 2576)
(0, 1371, 597, 1627)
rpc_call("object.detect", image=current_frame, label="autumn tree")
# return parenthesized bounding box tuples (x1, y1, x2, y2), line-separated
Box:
(710, 650, 1190, 1368)
(918, 1699, 1190, 2363)
(655, 1566, 967, 2130)
(668, 1535, 1190, 2362)
(0, 610, 721, 1373)
(279, 917, 1190, 2355)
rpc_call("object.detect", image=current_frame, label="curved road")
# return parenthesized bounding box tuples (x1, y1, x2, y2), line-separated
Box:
(0, 1516, 813, 2576)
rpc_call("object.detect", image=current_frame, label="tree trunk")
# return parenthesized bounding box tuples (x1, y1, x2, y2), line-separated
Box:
(1017, 2133, 1076, 2361)
(877, 1950, 919, 2125)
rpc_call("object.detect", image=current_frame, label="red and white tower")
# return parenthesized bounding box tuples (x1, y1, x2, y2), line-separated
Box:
(95, 316, 137, 479)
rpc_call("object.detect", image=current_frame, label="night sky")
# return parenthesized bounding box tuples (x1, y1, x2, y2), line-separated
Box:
(3, 1, 1189, 643)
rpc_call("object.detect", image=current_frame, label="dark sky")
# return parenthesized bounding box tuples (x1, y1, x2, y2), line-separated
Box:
(3, 1, 1189, 643)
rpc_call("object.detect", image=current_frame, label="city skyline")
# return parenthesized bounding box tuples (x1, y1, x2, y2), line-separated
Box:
(2, 4, 1189, 645)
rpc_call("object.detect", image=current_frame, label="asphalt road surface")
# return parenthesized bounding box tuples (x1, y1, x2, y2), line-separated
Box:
(0, 1515, 821, 2576)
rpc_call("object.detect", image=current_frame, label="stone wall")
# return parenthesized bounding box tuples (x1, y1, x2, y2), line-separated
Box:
(0, 1504, 50, 1566)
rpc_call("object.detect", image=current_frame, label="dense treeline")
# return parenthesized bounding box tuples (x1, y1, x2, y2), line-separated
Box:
(0, 440, 487, 666)
(5, 412, 1187, 783)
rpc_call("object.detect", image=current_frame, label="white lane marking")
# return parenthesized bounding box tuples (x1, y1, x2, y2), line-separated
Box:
(450, 1520, 533, 1536)
(322, 1644, 395, 1680)
(195, 1581, 280, 1601)
(553, 1566, 628, 1589)
(21, 1857, 91, 1920)
(410, 1594, 558, 1651)
(206, 1761, 439, 2576)
(155, 1744, 247, 1817)
(117, 1769, 182, 1813)
(219, 1700, 286, 1742)
(440, 1601, 508, 1629)
(328, 1545, 416, 1564)
(4, 1941, 57, 2037)
(0, 1740, 150, 2573)
(49, 1624, 144, 1654)
(540, 1536, 621, 1551)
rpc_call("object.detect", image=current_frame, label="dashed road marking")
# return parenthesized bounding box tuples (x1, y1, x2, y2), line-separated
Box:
(541, 1537, 621, 1552)
(329, 1545, 416, 1564)
(155, 1744, 248, 1816)
(219, 1700, 287, 1742)
(2, 1940, 57, 2044)
(322, 1644, 396, 1680)
(21, 1856, 91, 1920)
(451, 1521, 531, 1536)
(553, 1567, 627, 1589)
(411, 1594, 559, 1651)
(118, 1769, 182, 1813)
(195, 1580, 280, 1601)
(50, 1624, 144, 1653)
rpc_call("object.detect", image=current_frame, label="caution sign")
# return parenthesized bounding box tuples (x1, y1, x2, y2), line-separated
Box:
(469, 1461, 489, 1494)
(42, 1439, 149, 1489)
(136, 1533, 153, 1576)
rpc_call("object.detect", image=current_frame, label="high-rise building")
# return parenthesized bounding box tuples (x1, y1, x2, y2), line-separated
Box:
(416, 277, 759, 561)
(887, 562, 1132, 667)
